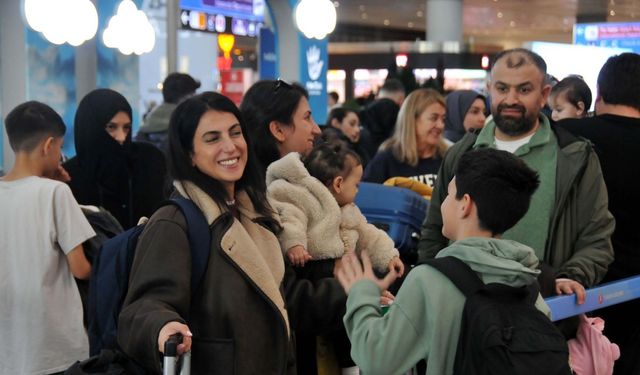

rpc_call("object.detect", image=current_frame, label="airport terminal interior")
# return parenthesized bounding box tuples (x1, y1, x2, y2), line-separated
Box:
(1, 0, 640, 374)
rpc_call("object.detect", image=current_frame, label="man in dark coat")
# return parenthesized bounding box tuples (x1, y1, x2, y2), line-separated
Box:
(558, 52, 640, 375)
(359, 78, 406, 157)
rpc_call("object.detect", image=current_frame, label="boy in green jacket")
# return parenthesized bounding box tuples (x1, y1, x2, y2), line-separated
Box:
(337, 148, 550, 375)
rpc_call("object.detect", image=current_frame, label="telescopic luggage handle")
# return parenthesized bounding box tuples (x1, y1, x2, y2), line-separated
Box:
(163, 333, 191, 375)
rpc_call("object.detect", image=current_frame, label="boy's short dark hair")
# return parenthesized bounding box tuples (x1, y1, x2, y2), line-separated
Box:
(597, 52, 640, 111)
(455, 148, 540, 235)
(163, 73, 201, 104)
(5, 101, 66, 152)
(304, 141, 361, 187)
(551, 76, 592, 111)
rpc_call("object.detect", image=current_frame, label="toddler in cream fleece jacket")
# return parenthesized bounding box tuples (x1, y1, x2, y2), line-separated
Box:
(266, 142, 404, 276)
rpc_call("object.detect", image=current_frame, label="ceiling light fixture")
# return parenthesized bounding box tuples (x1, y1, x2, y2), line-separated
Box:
(103, 0, 155, 55)
(295, 0, 337, 39)
(24, 0, 98, 46)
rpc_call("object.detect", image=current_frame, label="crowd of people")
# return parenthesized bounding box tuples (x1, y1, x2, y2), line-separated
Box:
(1, 49, 639, 375)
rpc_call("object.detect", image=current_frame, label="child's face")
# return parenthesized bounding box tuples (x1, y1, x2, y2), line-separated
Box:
(441, 177, 461, 240)
(333, 163, 363, 207)
(550, 92, 583, 122)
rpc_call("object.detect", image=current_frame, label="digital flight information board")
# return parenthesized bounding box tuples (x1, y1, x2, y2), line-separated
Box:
(180, 0, 265, 37)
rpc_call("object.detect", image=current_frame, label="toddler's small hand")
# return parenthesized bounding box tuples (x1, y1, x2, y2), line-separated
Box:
(287, 245, 312, 267)
(388, 257, 405, 277)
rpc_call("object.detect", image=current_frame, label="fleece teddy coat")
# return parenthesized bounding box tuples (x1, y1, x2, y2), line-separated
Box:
(266, 152, 399, 272)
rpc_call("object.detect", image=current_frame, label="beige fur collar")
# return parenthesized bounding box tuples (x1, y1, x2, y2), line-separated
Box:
(174, 180, 290, 336)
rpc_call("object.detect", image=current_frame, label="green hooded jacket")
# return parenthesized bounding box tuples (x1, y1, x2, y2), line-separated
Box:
(344, 237, 550, 375)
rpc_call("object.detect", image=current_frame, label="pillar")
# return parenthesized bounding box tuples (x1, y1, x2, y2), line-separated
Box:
(0, 0, 27, 171)
(426, 0, 463, 44)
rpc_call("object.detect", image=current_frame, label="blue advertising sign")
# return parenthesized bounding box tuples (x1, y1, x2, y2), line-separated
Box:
(574, 22, 640, 53)
(259, 26, 278, 79)
(298, 36, 328, 125)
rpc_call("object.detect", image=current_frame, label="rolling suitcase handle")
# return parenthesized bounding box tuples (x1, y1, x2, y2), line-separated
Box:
(163, 333, 191, 375)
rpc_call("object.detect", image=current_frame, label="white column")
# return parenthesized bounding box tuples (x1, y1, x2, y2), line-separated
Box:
(0, 0, 28, 171)
(426, 0, 463, 44)
(167, 0, 178, 74)
(267, 0, 300, 81)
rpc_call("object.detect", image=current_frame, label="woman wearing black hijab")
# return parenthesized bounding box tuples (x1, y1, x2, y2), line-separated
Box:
(63, 89, 167, 229)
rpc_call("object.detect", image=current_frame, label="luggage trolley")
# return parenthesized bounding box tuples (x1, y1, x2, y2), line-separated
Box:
(164, 334, 191, 375)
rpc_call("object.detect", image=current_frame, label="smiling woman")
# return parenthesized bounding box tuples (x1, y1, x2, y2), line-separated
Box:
(190, 110, 248, 200)
(240, 79, 322, 175)
(363, 88, 448, 188)
(118, 92, 301, 374)
(240, 80, 350, 375)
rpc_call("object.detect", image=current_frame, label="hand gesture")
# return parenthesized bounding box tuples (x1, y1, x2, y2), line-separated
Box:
(555, 278, 586, 305)
(388, 256, 405, 277)
(45, 164, 71, 182)
(336, 250, 399, 294)
(380, 290, 395, 306)
(287, 245, 312, 266)
(158, 321, 193, 355)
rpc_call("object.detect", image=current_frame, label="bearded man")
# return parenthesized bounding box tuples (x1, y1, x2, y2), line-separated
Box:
(417, 48, 614, 303)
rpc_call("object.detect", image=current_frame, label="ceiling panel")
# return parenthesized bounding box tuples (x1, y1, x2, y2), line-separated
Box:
(333, 0, 640, 45)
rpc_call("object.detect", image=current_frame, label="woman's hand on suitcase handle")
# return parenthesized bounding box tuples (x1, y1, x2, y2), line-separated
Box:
(388, 256, 405, 277)
(158, 321, 193, 354)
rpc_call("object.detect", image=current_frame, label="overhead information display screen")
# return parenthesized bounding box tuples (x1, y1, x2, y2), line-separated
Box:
(180, 0, 264, 36)
(574, 22, 640, 52)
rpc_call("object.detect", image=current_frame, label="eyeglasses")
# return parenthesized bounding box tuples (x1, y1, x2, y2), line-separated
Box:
(274, 78, 293, 93)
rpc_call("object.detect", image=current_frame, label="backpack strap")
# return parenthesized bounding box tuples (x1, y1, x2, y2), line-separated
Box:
(166, 198, 212, 293)
(425, 256, 541, 304)
(422, 256, 485, 297)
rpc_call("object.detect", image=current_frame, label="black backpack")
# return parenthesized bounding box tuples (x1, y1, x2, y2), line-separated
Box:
(425, 256, 571, 375)
(88, 198, 211, 356)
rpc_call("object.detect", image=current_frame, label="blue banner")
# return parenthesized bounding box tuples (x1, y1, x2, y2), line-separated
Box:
(298, 36, 328, 125)
(259, 26, 277, 79)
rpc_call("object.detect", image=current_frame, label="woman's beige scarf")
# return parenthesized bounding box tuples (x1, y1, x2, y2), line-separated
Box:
(174, 180, 290, 336)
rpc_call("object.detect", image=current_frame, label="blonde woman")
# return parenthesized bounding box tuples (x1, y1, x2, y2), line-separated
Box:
(363, 88, 448, 188)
